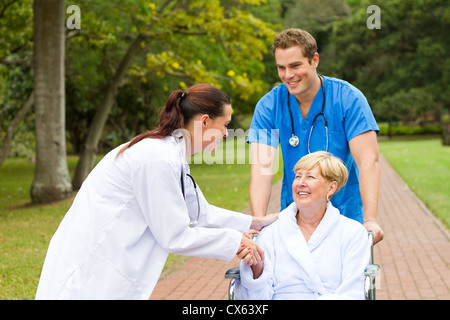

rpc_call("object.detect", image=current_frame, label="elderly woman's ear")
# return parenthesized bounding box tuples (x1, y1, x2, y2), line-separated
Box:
(327, 181, 338, 201)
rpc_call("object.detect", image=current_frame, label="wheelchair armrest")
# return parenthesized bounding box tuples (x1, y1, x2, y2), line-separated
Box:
(225, 266, 240, 279)
(364, 263, 380, 300)
(364, 264, 380, 277)
(365, 232, 379, 278)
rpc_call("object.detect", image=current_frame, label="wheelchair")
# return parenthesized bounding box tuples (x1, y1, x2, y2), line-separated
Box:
(225, 232, 380, 300)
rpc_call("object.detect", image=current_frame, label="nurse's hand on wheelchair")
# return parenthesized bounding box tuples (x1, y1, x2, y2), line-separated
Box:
(236, 233, 264, 267)
(363, 219, 384, 244)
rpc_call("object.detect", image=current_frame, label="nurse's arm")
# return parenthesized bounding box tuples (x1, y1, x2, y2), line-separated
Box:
(249, 142, 277, 217)
(349, 131, 384, 244)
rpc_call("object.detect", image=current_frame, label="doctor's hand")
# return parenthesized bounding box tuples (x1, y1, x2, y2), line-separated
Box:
(250, 213, 279, 232)
(236, 233, 264, 267)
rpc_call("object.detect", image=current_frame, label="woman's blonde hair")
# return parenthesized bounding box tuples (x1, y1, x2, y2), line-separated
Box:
(294, 151, 348, 194)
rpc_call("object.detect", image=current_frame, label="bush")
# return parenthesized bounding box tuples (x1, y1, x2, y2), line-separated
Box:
(378, 123, 442, 136)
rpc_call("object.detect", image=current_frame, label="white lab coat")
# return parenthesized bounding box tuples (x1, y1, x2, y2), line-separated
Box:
(35, 134, 251, 300)
(236, 202, 369, 300)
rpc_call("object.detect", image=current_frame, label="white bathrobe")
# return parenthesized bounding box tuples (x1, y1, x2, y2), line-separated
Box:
(236, 202, 369, 300)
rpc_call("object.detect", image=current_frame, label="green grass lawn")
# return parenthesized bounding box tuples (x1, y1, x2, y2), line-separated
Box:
(378, 136, 450, 229)
(0, 157, 75, 300)
(0, 137, 282, 299)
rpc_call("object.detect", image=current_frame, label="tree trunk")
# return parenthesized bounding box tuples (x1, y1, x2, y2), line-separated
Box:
(30, 0, 72, 203)
(71, 34, 145, 190)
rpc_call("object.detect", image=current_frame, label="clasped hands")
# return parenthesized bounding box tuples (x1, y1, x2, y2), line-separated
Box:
(236, 233, 264, 267)
(236, 212, 278, 266)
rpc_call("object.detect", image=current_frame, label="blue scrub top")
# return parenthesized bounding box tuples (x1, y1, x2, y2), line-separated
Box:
(247, 75, 379, 223)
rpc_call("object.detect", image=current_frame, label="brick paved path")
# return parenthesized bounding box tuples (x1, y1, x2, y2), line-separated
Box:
(150, 155, 450, 300)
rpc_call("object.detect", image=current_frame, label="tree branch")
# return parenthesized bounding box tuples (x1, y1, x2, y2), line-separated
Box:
(0, 56, 31, 67)
(0, 90, 34, 166)
(0, 0, 19, 20)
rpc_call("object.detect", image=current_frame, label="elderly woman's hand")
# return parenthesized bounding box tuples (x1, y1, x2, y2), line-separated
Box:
(236, 233, 264, 266)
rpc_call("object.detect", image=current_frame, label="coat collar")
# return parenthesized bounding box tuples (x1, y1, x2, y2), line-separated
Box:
(277, 201, 340, 295)
(171, 130, 189, 172)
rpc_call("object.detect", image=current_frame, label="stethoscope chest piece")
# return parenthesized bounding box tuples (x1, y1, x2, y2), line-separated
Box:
(286, 75, 328, 151)
(289, 135, 299, 147)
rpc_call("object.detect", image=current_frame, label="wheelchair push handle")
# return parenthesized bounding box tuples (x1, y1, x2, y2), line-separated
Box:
(368, 232, 374, 264)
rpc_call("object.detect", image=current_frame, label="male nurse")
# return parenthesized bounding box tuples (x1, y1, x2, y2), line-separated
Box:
(248, 28, 384, 244)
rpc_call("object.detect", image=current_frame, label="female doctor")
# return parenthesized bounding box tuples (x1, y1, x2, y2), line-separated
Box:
(35, 83, 276, 300)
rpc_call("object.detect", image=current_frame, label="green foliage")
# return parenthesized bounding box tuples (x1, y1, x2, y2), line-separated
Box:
(134, 0, 279, 99)
(61, 0, 280, 150)
(0, 66, 34, 158)
(321, 0, 450, 125)
(0, 0, 34, 132)
(0, 66, 33, 122)
(283, 0, 350, 37)
(378, 122, 442, 136)
(2, 1, 282, 156)
(377, 87, 435, 123)
(0, 0, 33, 62)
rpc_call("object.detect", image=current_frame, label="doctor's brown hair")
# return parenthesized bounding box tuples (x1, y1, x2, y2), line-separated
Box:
(116, 83, 231, 157)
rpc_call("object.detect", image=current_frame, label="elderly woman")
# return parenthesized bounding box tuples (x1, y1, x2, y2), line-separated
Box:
(236, 151, 369, 300)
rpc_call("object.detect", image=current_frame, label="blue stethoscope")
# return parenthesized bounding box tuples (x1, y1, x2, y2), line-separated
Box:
(287, 75, 328, 153)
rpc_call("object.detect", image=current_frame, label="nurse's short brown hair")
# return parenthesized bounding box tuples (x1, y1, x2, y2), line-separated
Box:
(272, 28, 317, 64)
(294, 151, 348, 194)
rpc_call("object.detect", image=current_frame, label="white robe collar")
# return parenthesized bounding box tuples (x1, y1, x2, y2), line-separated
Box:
(280, 201, 340, 249)
(277, 201, 340, 296)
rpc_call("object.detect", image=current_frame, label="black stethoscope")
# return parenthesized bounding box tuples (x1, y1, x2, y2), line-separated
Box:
(287, 75, 328, 153)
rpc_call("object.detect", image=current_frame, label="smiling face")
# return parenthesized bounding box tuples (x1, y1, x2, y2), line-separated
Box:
(292, 164, 337, 213)
(186, 103, 232, 155)
(275, 46, 319, 100)
(201, 103, 232, 153)
(187, 103, 232, 155)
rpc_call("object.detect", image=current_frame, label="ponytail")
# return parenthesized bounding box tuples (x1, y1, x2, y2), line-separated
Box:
(158, 89, 185, 137)
(116, 84, 230, 158)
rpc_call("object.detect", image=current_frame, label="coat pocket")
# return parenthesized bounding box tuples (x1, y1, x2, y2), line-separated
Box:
(59, 255, 135, 299)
